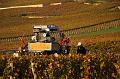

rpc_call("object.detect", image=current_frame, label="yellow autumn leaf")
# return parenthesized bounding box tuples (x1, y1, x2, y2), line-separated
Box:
(100, 62, 104, 69)
(112, 73, 115, 77)
(80, 66, 83, 69)
(114, 63, 119, 69)
(118, 69, 120, 74)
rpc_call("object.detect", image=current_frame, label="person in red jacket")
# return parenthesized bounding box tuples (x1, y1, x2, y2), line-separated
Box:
(59, 37, 70, 54)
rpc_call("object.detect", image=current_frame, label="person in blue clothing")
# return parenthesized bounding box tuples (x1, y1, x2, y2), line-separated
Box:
(77, 42, 86, 55)
(50, 37, 60, 54)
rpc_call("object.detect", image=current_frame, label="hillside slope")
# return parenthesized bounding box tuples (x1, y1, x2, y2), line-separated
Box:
(0, 1, 120, 50)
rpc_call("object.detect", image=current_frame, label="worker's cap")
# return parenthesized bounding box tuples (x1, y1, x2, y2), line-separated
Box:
(77, 42, 82, 46)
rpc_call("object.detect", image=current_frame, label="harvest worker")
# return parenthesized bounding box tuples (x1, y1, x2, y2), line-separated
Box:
(77, 42, 86, 55)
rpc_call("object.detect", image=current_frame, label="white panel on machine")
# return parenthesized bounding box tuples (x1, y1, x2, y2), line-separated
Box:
(33, 25, 48, 30)
(40, 25, 48, 29)
(33, 25, 41, 29)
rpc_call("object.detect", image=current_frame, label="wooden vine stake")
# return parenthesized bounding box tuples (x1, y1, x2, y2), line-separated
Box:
(31, 62, 37, 79)
(10, 62, 13, 79)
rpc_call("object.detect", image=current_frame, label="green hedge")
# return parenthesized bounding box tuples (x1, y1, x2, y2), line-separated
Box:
(0, 52, 120, 79)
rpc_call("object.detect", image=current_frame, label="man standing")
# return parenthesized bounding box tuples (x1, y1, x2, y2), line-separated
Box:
(77, 42, 86, 55)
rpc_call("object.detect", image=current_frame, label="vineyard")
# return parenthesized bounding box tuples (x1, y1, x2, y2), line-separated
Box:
(0, 2, 120, 37)
(0, 52, 120, 79)
(0, 1, 120, 50)
(0, 19, 120, 50)
(0, 0, 61, 7)
(0, 1, 120, 78)
(0, 0, 120, 7)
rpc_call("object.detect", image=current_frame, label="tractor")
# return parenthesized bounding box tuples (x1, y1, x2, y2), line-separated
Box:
(19, 24, 70, 55)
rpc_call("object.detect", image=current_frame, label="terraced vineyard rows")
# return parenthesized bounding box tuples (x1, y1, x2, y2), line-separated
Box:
(0, 11, 119, 38)
(0, 2, 120, 38)
(53, 19, 120, 37)
(0, 2, 120, 50)
(0, 19, 120, 50)
(70, 32, 120, 44)
(1, 2, 120, 16)
(1, 12, 119, 37)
